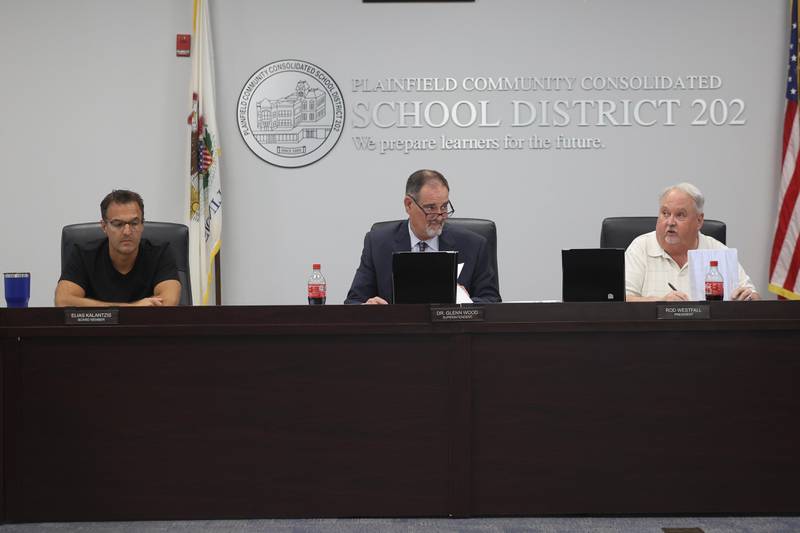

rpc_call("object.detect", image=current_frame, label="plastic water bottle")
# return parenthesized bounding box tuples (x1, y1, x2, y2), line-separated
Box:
(307, 263, 326, 305)
(704, 260, 724, 301)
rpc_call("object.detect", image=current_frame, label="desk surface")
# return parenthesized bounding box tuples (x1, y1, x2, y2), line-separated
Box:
(3, 300, 798, 333)
(1, 302, 798, 521)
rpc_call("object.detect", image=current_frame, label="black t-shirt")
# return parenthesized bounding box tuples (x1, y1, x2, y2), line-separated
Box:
(60, 238, 179, 303)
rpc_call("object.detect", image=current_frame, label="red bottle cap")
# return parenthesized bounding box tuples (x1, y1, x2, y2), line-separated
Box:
(710, 260, 718, 267)
(312, 263, 321, 270)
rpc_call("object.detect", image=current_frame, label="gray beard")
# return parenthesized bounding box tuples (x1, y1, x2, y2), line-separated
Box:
(425, 223, 444, 238)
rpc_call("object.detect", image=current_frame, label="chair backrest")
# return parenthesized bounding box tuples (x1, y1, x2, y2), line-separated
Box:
(599, 216, 726, 249)
(61, 222, 192, 305)
(370, 218, 499, 283)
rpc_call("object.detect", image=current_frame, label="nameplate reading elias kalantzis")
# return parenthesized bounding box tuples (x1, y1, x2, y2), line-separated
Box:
(657, 303, 710, 320)
(431, 305, 485, 322)
(64, 309, 119, 325)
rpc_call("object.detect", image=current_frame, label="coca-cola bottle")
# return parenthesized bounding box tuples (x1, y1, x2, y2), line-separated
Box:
(704, 260, 724, 301)
(307, 263, 326, 305)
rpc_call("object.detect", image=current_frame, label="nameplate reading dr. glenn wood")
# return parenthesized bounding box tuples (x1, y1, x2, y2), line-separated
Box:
(431, 305, 485, 322)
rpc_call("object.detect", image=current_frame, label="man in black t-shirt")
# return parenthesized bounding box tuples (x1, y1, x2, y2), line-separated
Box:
(55, 190, 181, 307)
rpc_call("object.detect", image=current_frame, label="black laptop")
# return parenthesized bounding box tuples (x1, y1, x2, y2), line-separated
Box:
(392, 251, 458, 304)
(561, 248, 625, 302)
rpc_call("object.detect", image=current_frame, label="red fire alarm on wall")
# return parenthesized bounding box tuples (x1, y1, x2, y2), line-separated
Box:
(176, 34, 191, 57)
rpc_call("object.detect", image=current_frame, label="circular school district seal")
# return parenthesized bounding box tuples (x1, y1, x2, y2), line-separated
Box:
(237, 60, 345, 168)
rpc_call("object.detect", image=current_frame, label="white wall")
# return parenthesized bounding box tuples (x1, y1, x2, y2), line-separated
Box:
(0, 0, 787, 306)
(0, 0, 191, 306)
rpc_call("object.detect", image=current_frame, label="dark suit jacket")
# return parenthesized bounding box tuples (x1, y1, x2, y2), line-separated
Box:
(345, 220, 501, 304)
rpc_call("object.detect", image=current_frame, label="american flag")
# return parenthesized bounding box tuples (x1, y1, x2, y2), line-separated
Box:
(769, 0, 800, 299)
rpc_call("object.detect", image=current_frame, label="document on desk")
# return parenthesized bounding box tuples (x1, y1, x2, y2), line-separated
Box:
(688, 248, 739, 300)
(456, 263, 473, 304)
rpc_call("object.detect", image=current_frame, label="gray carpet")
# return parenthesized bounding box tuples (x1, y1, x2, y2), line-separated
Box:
(2, 517, 800, 533)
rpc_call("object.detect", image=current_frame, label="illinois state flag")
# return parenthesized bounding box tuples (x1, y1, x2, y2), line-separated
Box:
(187, 0, 222, 305)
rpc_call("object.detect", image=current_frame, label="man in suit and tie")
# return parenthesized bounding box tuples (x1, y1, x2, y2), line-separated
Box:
(345, 169, 501, 304)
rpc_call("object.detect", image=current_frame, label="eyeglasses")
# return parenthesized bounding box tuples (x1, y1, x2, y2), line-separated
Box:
(105, 218, 143, 231)
(408, 195, 455, 218)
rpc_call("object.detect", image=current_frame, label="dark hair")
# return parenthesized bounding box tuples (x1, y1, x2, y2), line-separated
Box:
(405, 169, 449, 198)
(100, 190, 144, 221)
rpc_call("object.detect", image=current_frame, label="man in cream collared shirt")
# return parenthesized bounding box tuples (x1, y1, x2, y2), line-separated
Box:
(625, 182, 759, 302)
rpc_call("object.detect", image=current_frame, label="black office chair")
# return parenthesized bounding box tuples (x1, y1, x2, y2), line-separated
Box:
(61, 221, 192, 305)
(370, 217, 499, 286)
(599, 216, 726, 249)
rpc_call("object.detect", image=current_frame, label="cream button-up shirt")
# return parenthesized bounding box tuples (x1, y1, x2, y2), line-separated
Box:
(625, 231, 756, 298)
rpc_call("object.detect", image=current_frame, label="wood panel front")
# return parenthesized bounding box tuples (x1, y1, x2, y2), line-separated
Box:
(5, 332, 455, 521)
(470, 329, 800, 514)
(2, 303, 799, 521)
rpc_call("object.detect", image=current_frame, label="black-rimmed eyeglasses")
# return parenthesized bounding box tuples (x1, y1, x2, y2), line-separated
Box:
(408, 195, 455, 218)
(104, 218, 143, 231)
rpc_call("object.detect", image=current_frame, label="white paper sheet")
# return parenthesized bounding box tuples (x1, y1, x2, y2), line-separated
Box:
(456, 263, 473, 303)
(688, 248, 739, 301)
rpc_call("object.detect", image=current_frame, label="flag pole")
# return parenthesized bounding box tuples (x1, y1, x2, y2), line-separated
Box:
(215, 252, 222, 304)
